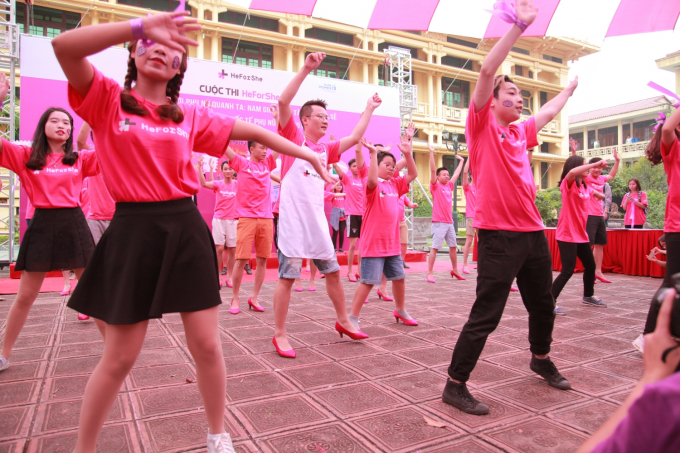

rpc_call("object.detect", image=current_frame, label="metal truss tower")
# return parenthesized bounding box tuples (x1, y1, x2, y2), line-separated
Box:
(0, 0, 18, 266)
(383, 45, 417, 132)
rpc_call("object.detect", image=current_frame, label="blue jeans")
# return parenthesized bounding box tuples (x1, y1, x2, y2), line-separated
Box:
(360, 255, 406, 285)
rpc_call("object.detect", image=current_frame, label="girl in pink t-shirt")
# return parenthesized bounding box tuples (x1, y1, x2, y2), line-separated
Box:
(0, 105, 99, 371)
(622, 178, 648, 228)
(348, 135, 418, 330)
(50, 12, 331, 452)
(551, 156, 608, 313)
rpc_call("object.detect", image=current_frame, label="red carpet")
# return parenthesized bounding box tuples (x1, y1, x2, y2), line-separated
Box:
(0, 277, 70, 295)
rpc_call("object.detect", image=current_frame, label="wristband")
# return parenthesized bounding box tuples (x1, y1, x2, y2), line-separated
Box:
(515, 19, 529, 33)
(130, 18, 146, 40)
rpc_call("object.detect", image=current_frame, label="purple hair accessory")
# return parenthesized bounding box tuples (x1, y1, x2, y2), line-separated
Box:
(502, 100, 513, 107)
(486, 1, 529, 33)
(172, 56, 180, 69)
(653, 112, 667, 132)
(648, 81, 680, 108)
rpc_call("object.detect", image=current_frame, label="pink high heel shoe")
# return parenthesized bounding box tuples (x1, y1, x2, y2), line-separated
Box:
(376, 289, 393, 301)
(595, 275, 612, 284)
(451, 270, 466, 281)
(462, 269, 470, 274)
(248, 297, 264, 312)
(348, 274, 357, 282)
(60, 286, 72, 296)
(335, 322, 369, 340)
(272, 337, 296, 358)
(510, 286, 519, 292)
(229, 300, 240, 315)
(427, 276, 436, 283)
(308, 286, 316, 291)
(294, 286, 304, 292)
(77, 313, 89, 321)
(393, 310, 418, 326)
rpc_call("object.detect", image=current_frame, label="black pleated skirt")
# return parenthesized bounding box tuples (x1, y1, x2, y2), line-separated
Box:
(16, 207, 95, 272)
(67, 198, 221, 325)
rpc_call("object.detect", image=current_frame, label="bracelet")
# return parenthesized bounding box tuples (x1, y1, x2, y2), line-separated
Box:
(130, 18, 146, 40)
(515, 19, 529, 33)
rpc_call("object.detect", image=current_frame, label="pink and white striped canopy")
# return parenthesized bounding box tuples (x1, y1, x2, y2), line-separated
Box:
(223, 0, 680, 42)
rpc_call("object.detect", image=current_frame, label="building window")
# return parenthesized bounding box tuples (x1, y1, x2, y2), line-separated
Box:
(597, 126, 618, 147)
(222, 39, 273, 68)
(540, 91, 548, 107)
(217, 11, 278, 31)
(633, 120, 656, 142)
(570, 132, 583, 150)
(541, 162, 549, 189)
(378, 42, 418, 60)
(540, 142, 549, 153)
(588, 130, 597, 148)
(17, 4, 79, 37)
(512, 46, 531, 56)
(306, 53, 348, 79)
(118, 0, 191, 12)
(441, 78, 470, 109)
(305, 27, 353, 46)
(447, 37, 479, 49)
(442, 56, 473, 71)
(521, 90, 533, 116)
(515, 65, 524, 77)
(543, 54, 563, 64)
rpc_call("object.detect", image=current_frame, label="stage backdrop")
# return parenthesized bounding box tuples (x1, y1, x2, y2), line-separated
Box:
(19, 34, 401, 236)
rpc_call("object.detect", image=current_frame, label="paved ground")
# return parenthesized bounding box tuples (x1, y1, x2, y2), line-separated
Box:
(0, 262, 657, 452)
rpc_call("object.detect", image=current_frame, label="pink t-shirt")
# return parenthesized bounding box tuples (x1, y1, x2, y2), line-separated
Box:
(277, 118, 340, 183)
(583, 174, 607, 217)
(342, 165, 369, 216)
(662, 138, 680, 233)
(623, 191, 648, 226)
(68, 67, 233, 202)
(430, 180, 454, 224)
(212, 179, 237, 220)
(331, 194, 345, 209)
(26, 197, 35, 220)
(229, 154, 276, 219)
(361, 176, 410, 257)
(398, 194, 411, 222)
(556, 178, 593, 243)
(463, 184, 477, 218)
(466, 96, 542, 231)
(0, 141, 99, 208)
(80, 182, 90, 217)
(86, 173, 115, 221)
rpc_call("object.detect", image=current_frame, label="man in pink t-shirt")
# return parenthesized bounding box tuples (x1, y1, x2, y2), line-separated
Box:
(271, 52, 382, 356)
(427, 145, 464, 283)
(443, 6, 578, 417)
(461, 158, 476, 274)
(583, 153, 620, 283)
(224, 142, 278, 314)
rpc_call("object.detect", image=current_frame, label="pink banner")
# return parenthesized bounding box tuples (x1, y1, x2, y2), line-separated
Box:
(606, 0, 680, 37)
(483, 0, 561, 39)
(368, 0, 440, 31)
(249, 0, 318, 16)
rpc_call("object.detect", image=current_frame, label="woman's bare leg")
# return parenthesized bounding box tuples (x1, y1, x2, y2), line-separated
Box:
(62, 270, 71, 293)
(1, 271, 47, 359)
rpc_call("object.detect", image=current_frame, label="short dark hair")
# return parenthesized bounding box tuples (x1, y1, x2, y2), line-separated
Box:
(659, 234, 666, 247)
(248, 141, 262, 152)
(348, 158, 356, 167)
(299, 99, 328, 127)
(436, 167, 448, 176)
(220, 160, 230, 170)
(493, 75, 516, 99)
(588, 157, 602, 164)
(558, 155, 585, 189)
(377, 151, 396, 166)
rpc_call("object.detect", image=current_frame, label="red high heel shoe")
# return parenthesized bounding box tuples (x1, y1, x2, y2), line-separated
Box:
(335, 322, 369, 340)
(60, 286, 72, 296)
(451, 270, 466, 281)
(248, 297, 264, 312)
(376, 289, 394, 301)
(272, 337, 296, 358)
(595, 275, 612, 283)
(393, 310, 418, 326)
(77, 313, 89, 321)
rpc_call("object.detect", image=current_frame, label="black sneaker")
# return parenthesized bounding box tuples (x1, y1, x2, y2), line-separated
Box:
(582, 296, 607, 307)
(442, 379, 489, 415)
(530, 356, 571, 390)
(244, 264, 253, 275)
(403, 262, 410, 269)
(221, 267, 227, 275)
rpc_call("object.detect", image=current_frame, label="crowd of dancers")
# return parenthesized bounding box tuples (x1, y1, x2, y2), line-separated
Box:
(0, 2, 678, 452)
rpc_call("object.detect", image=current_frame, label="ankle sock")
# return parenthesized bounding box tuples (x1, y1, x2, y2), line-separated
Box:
(396, 309, 412, 320)
(348, 315, 360, 330)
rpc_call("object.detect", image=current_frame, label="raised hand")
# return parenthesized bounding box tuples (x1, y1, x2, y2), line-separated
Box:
(329, 134, 336, 142)
(515, 0, 538, 27)
(455, 155, 464, 161)
(405, 122, 415, 140)
(304, 52, 326, 72)
(361, 137, 378, 155)
(397, 132, 412, 154)
(269, 104, 279, 120)
(367, 93, 382, 110)
(569, 137, 578, 153)
(596, 160, 608, 169)
(428, 144, 435, 154)
(566, 76, 579, 95)
(142, 11, 200, 53)
(0, 73, 9, 102)
(613, 149, 620, 161)
(413, 203, 419, 208)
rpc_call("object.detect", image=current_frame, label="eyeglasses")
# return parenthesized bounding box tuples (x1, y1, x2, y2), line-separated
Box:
(305, 114, 330, 121)
(380, 163, 396, 170)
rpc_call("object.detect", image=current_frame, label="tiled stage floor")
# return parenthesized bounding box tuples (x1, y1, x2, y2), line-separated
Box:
(0, 265, 656, 452)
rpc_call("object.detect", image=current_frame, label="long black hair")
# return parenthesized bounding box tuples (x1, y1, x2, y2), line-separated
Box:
(26, 107, 78, 171)
(558, 155, 586, 189)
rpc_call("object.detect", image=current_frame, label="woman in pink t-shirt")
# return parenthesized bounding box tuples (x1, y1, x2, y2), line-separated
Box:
(348, 135, 418, 330)
(328, 181, 347, 252)
(622, 178, 648, 229)
(0, 105, 99, 371)
(551, 155, 608, 314)
(50, 12, 330, 453)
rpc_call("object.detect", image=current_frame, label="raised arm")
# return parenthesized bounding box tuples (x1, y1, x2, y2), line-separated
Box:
(354, 141, 365, 171)
(196, 156, 214, 190)
(278, 52, 325, 129)
(472, 2, 537, 109)
(429, 144, 437, 186)
(535, 78, 578, 131)
(604, 149, 621, 182)
(337, 94, 382, 154)
(662, 103, 680, 149)
(0, 73, 10, 151)
(569, 137, 579, 156)
(462, 157, 470, 187)
(51, 11, 199, 99)
(270, 172, 281, 184)
(364, 139, 379, 191)
(76, 122, 93, 151)
(404, 197, 418, 209)
(398, 132, 418, 185)
(450, 155, 465, 183)
(565, 160, 607, 184)
(395, 123, 414, 172)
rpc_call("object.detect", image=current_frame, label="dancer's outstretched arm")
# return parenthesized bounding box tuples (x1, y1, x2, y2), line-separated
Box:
(534, 77, 578, 131)
(662, 103, 680, 149)
(364, 139, 379, 191)
(337, 95, 382, 154)
(565, 160, 607, 184)
(429, 144, 437, 185)
(197, 156, 214, 190)
(76, 122, 93, 151)
(449, 155, 465, 184)
(398, 132, 418, 186)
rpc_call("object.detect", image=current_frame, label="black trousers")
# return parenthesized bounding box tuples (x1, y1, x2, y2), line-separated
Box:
(625, 225, 643, 229)
(644, 232, 680, 333)
(551, 241, 596, 300)
(332, 221, 346, 250)
(448, 229, 555, 382)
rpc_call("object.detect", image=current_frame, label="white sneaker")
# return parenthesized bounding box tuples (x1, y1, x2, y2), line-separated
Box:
(0, 355, 9, 372)
(207, 432, 235, 453)
(632, 334, 645, 353)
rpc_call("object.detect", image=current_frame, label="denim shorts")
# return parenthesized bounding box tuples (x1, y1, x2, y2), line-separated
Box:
(277, 249, 340, 279)
(360, 255, 406, 285)
(431, 222, 457, 249)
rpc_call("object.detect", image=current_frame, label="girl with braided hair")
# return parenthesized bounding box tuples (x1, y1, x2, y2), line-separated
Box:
(51, 10, 330, 453)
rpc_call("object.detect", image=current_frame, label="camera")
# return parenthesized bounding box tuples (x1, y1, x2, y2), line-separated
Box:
(648, 273, 680, 339)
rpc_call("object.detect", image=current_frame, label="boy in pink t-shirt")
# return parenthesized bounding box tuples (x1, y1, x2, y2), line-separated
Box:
(461, 158, 476, 274)
(443, 4, 578, 417)
(427, 145, 465, 283)
(348, 135, 417, 329)
(224, 142, 277, 314)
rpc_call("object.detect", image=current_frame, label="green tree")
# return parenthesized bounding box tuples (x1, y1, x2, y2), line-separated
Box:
(535, 186, 562, 224)
(644, 190, 667, 229)
(609, 158, 667, 198)
(411, 183, 433, 218)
